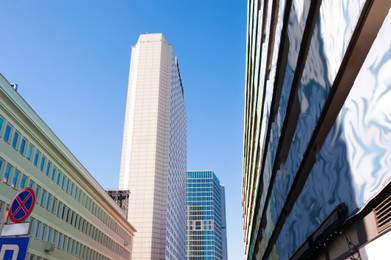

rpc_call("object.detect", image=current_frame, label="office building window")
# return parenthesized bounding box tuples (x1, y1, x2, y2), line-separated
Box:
(4, 124, 12, 143)
(51, 167, 56, 181)
(19, 138, 26, 155)
(33, 149, 40, 166)
(26, 144, 33, 161)
(45, 161, 51, 176)
(3, 164, 12, 183)
(12, 131, 19, 149)
(11, 170, 19, 188)
(40, 190, 46, 206)
(19, 174, 26, 189)
(0, 159, 3, 178)
(56, 171, 61, 185)
(39, 156, 46, 171)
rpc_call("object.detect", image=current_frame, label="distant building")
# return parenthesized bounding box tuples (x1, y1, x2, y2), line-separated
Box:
(118, 33, 187, 259)
(186, 171, 227, 260)
(0, 73, 136, 259)
(107, 190, 130, 217)
(242, 0, 391, 259)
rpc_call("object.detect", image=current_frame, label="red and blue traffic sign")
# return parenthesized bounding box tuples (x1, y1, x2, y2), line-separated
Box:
(8, 188, 36, 223)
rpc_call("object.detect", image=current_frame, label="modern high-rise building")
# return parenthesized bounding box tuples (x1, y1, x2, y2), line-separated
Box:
(118, 33, 187, 259)
(0, 73, 136, 259)
(243, 0, 391, 259)
(186, 171, 227, 260)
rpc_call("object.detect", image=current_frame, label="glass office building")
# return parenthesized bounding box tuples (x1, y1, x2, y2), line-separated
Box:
(186, 171, 227, 260)
(242, 0, 391, 259)
(118, 33, 187, 259)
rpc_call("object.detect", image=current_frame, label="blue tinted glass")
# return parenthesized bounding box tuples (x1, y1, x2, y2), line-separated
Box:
(20, 174, 26, 188)
(19, 138, 26, 155)
(56, 171, 61, 185)
(0, 117, 3, 131)
(4, 124, 11, 142)
(12, 170, 19, 188)
(46, 161, 51, 176)
(3, 165, 11, 183)
(12, 131, 19, 148)
(51, 167, 56, 181)
(61, 175, 66, 189)
(34, 150, 40, 166)
(40, 190, 46, 206)
(35, 185, 41, 199)
(40, 156, 46, 171)
(26, 145, 33, 160)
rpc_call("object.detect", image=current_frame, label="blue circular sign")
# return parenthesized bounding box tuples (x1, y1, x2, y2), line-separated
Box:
(9, 188, 36, 223)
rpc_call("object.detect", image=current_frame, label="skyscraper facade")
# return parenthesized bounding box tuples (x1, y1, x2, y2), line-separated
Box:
(118, 33, 187, 259)
(186, 171, 227, 260)
(243, 0, 391, 259)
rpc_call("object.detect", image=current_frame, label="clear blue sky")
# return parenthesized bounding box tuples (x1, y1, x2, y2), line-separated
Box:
(0, 1, 246, 258)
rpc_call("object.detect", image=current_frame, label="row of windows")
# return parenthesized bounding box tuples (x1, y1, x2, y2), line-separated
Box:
(186, 171, 215, 179)
(188, 246, 217, 252)
(25, 253, 48, 260)
(0, 157, 129, 259)
(187, 240, 216, 246)
(0, 200, 108, 260)
(0, 114, 132, 244)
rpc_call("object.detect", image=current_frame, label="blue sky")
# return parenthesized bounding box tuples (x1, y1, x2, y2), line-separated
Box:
(0, 1, 246, 258)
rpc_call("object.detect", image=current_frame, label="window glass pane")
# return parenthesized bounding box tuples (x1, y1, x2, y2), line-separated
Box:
(34, 221, 40, 238)
(52, 198, 57, 214)
(28, 180, 35, 188)
(0, 117, 3, 131)
(4, 124, 12, 142)
(11, 170, 19, 188)
(12, 131, 19, 149)
(52, 230, 57, 244)
(56, 171, 61, 185)
(39, 156, 46, 171)
(26, 144, 33, 161)
(51, 167, 56, 181)
(19, 138, 26, 155)
(61, 175, 66, 190)
(45, 161, 51, 176)
(46, 227, 51, 242)
(46, 194, 52, 210)
(65, 178, 69, 192)
(3, 165, 11, 183)
(40, 190, 46, 206)
(0, 159, 3, 178)
(40, 224, 45, 241)
(35, 185, 41, 201)
(33, 150, 40, 166)
(20, 174, 26, 188)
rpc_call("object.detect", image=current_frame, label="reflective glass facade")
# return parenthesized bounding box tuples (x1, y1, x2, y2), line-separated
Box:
(186, 171, 227, 260)
(243, 0, 391, 259)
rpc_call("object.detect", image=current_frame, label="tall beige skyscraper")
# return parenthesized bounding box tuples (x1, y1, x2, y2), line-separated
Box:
(119, 33, 187, 259)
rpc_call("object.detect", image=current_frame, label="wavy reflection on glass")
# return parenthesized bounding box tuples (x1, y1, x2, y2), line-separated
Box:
(258, 0, 311, 252)
(275, 8, 391, 259)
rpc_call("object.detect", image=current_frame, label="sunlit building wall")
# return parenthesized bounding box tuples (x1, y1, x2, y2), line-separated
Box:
(186, 171, 227, 260)
(242, 0, 391, 259)
(119, 33, 187, 259)
(0, 73, 136, 259)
